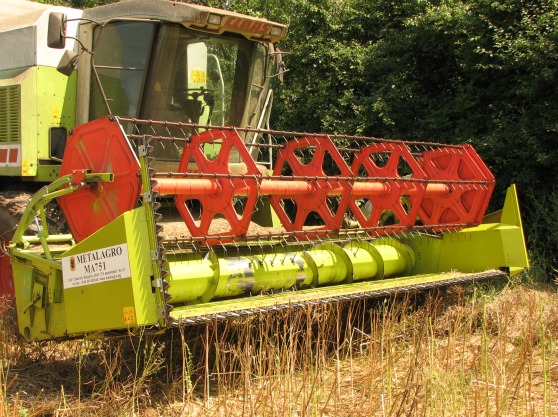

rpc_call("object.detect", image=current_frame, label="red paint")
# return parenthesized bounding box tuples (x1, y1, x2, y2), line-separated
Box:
(349, 142, 428, 233)
(417, 145, 495, 230)
(270, 136, 353, 237)
(8, 148, 18, 163)
(175, 129, 260, 243)
(222, 16, 271, 35)
(58, 117, 141, 242)
(53, 118, 494, 246)
(0, 149, 7, 163)
(0, 243, 14, 300)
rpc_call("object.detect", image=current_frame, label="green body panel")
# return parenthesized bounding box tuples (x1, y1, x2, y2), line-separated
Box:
(169, 270, 505, 323)
(12, 257, 67, 340)
(406, 185, 529, 277)
(13, 206, 159, 341)
(0, 66, 76, 181)
(62, 207, 159, 335)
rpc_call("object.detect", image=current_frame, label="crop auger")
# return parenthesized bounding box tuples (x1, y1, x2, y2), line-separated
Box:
(7, 116, 528, 341)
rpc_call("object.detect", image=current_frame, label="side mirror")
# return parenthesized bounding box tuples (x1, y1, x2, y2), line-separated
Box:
(57, 50, 79, 76)
(47, 12, 67, 49)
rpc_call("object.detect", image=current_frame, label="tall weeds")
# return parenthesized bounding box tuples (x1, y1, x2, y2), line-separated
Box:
(0, 285, 556, 416)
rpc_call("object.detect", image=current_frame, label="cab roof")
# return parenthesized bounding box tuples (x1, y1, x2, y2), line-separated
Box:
(0, 0, 77, 33)
(83, 0, 288, 43)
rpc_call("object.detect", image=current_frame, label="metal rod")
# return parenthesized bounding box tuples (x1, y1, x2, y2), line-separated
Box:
(162, 223, 466, 245)
(153, 177, 451, 198)
(153, 171, 492, 186)
(116, 117, 464, 148)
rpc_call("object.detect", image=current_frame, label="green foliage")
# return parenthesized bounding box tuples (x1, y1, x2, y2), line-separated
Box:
(523, 189, 558, 281)
(33, 0, 114, 7)
(266, 0, 558, 276)
(271, 0, 368, 133)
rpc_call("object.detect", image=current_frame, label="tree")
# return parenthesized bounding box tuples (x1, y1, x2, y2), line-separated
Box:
(270, 0, 558, 275)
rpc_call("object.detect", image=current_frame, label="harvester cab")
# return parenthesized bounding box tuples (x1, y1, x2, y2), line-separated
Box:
(1, 0, 528, 342)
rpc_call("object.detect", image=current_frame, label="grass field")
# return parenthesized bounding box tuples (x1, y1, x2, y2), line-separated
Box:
(0, 280, 556, 416)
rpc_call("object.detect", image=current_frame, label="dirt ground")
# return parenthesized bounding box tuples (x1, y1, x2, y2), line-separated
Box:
(160, 217, 285, 240)
(0, 191, 68, 240)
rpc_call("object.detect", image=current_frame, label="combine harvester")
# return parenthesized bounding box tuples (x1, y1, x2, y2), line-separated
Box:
(0, 0, 528, 341)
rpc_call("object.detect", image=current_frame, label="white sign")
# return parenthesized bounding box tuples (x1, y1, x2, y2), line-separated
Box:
(62, 244, 131, 289)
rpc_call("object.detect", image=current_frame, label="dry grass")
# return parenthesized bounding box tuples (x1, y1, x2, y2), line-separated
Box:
(0, 282, 557, 416)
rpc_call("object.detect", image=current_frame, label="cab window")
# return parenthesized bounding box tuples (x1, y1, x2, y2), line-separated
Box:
(89, 21, 155, 120)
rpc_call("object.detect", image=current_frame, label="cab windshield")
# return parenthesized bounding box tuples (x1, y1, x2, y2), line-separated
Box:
(141, 24, 254, 127)
(90, 22, 259, 128)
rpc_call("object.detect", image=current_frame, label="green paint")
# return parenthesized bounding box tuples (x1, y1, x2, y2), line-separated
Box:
(0, 66, 77, 180)
(9, 185, 529, 341)
(405, 185, 529, 277)
(169, 270, 505, 322)
(62, 207, 159, 336)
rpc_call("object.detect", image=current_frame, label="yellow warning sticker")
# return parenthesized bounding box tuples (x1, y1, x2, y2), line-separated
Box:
(52, 105, 61, 123)
(189, 69, 206, 84)
(123, 306, 136, 325)
(21, 160, 31, 176)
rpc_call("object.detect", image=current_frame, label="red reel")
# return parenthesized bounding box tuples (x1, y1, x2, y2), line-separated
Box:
(418, 145, 495, 228)
(175, 129, 260, 241)
(58, 118, 141, 242)
(349, 142, 427, 233)
(270, 136, 352, 235)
